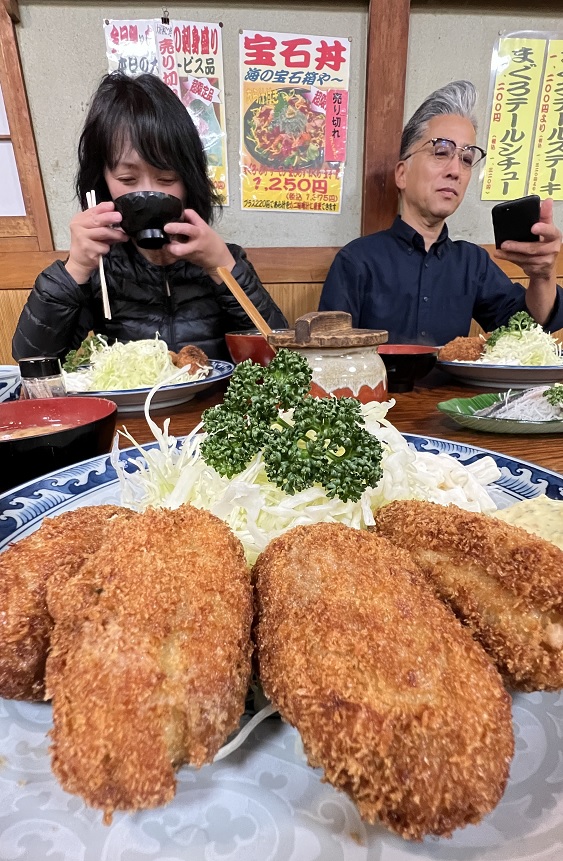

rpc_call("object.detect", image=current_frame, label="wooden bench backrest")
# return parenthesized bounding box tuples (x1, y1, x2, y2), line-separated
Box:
(1, 245, 562, 364)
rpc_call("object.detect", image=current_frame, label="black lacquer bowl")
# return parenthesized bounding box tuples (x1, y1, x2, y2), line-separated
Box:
(113, 191, 184, 249)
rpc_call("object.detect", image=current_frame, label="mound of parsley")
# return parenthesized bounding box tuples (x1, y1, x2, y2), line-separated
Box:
(200, 349, 383, 503)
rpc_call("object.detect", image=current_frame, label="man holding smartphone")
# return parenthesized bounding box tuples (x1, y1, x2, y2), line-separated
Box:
(319, 80, 563, 345)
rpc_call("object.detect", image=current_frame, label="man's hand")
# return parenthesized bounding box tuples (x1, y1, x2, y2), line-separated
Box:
(164, 209, 235, 282)
(496, 198, 561, 326)
(495, 198, 561, 279)
(65, 201, 128, 284)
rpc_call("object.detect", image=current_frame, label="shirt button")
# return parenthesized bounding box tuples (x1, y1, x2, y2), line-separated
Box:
(423, 296, 429, 302)
(424, 262, 429, 268)
(421, 330, 427, 336)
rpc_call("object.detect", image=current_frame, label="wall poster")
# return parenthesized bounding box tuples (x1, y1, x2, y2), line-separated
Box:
(104, 18, 229, 203)
(239, 29, 351, 213)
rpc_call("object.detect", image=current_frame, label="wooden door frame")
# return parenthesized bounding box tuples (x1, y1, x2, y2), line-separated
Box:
(0, 0, 53, 251)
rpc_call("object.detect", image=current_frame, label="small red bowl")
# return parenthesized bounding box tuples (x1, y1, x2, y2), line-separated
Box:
(225, 329, 287, 367)
(0, 396, 117, 494)
(377, 345, 439, 392)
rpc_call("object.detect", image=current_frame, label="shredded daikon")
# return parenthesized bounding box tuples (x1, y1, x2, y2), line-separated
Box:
(475, 387, 563, 421)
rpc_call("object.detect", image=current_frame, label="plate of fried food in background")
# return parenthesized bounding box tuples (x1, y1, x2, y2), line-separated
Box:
(437, 312, 563, 389)
(65, 358, 234, 413)
(0, 434, 562, 861)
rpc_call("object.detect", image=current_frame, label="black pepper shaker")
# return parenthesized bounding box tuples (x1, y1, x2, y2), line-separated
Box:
(18, 357, 67, 399)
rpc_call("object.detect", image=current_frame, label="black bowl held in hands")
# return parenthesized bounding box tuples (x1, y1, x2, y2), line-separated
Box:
(113, 191, 184, 249)
(377, 345, 439, 393)
(0, 397, 118, 494)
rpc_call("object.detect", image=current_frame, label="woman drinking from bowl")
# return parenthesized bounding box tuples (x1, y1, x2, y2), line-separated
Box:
(12, 72, 287, 362)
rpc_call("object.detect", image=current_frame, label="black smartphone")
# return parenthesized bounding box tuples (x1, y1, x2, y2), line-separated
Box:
(492, 195, 540, 249)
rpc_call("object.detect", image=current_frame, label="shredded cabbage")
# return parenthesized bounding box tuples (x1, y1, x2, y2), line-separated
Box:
(112, 397, 500, 564)
(64, 336, 209, 392)
(478, 323, 563, 366)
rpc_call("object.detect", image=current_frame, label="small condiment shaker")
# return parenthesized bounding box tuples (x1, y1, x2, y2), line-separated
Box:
(18, 357, 67, 399)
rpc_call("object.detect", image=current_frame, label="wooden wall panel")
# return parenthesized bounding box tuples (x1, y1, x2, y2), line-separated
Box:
(0, 287, 28, 364)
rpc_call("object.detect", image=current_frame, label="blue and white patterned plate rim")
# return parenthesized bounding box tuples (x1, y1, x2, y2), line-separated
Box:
(1, 432, 561, 549)
(66, 358, 234, 395)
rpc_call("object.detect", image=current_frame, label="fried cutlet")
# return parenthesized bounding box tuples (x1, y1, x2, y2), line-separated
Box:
(45, 504, 253, 823)
(173, 345, 210, 373)
(438, 336, 484, 362)
(376, 499, 563, 692)
(0, 505, 132, 701)
(253, 523, 514, 841)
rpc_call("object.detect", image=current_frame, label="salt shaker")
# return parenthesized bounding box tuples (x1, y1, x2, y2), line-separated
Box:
(18, 357, 67, 399)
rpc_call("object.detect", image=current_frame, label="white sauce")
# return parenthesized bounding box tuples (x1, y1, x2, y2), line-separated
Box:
(492, 495, 563, 550)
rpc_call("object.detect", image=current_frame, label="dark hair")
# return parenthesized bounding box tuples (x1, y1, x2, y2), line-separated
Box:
(400, 80, 478, 160)
(75, 72, 222, 222)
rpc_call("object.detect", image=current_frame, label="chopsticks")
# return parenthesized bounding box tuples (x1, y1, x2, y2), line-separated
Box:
(85, 189, 112, 320)
(216, 266, 273, 342)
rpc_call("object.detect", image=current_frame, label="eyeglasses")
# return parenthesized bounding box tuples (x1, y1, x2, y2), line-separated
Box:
(403, 137, 487, 170)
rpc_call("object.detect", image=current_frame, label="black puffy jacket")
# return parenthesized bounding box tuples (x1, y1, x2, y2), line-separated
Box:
(12, 241, 287, 361)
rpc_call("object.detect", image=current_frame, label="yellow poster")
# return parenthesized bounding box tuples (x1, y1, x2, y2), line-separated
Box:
(239, 30, 351, 213)
(529, 40, 563, 199)
(482, 37, 546, 200)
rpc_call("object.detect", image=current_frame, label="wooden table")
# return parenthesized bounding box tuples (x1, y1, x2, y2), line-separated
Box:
(117, 372, 563, 476)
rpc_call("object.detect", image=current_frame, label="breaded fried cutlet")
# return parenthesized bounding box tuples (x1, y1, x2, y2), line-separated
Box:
(376, 500, 563, 692)
(0, 505, 132, 701)
(438, 336, 484, 362)
(253, 523, 513, 841)
(45, 504, 252, 823)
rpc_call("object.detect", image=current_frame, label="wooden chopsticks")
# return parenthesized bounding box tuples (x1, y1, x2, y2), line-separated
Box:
(217, 266, 273, 341)
(86, 189, 112, 320)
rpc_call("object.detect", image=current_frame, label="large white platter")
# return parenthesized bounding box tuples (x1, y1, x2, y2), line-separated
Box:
(0, 435, 562, 861)
(436, 359, 563, 389)
(65, 358, 234, 413)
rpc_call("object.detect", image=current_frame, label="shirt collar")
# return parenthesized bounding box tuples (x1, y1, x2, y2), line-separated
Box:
(390, 215, 449, 254)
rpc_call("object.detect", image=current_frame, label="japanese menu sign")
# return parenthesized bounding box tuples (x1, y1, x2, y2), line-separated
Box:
(482, 36, 544, 200)
(482, 33, 563, 201)
(239, 30, 351, 213)
(104, 18, 229, 203)
(529, 40, 563, 199)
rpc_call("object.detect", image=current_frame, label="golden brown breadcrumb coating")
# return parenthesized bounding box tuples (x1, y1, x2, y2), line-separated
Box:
(0, 505, 131, 701)
(173, 345, 210, 372)
(45, 504, 252, 823)
(253, 522, 513, 841)
(375, 500, 563, 692)
(438, 336, 485, 362)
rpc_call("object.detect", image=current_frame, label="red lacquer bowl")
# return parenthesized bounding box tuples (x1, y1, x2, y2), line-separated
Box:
(0, 396, 117, 493)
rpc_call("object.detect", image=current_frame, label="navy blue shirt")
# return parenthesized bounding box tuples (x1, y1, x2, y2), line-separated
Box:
(319, 216, 563, 344)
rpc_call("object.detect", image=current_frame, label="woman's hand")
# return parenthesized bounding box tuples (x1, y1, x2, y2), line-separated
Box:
(65, 201, 128, 284)
(164, 209, 235, 282)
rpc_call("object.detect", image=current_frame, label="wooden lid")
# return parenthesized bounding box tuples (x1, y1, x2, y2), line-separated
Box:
(267, 311, 388, 349)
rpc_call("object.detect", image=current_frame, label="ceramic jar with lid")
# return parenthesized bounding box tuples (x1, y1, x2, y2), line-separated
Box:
(268, 311, 388, 403)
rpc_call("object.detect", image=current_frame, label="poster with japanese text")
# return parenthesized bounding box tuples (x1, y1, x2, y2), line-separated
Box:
(239, 30, 351, 213)
(529, 40, 563, 200)
(482, 36, 545, 200)
(104, 19, 229, 203)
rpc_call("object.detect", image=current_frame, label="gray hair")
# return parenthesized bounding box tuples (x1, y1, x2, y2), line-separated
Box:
(399, 80, 478, 160)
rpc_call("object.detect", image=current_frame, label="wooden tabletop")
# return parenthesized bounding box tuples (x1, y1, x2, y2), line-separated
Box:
(117, 370, 563, 476)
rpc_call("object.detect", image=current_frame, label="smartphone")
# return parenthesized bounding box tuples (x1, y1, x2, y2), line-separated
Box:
(492, 195, 540, 249)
